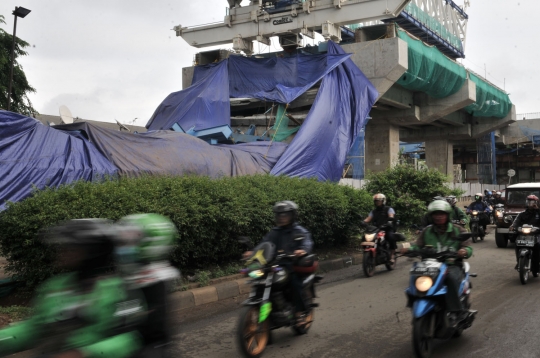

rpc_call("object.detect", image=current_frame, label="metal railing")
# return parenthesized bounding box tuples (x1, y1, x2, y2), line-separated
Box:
(517, 113, 540, 120)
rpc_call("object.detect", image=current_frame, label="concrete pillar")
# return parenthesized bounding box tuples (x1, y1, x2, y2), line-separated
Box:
(365, 121, 400, 173)
(425, 139, 453, 178)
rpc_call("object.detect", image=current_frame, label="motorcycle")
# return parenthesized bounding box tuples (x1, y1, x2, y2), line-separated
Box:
(465, 209, 485, 243)
(493, 203, 504, 223)
(404, 236, 477, 358)
(236, 238, 322, 358)
(360, 222, 406, 277)
(515, 224, 540, 285)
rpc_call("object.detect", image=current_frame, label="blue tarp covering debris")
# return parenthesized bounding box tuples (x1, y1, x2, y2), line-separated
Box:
(147, 60, 230, 131)
(0, 111, 118, 210)
(54, 122, 287, 178)
(148, 42, 376, 181)
(1, 42, 377, 207)
(270, 42, 378, 181)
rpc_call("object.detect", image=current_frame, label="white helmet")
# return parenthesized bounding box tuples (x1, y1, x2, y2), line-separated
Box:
(373, 193, 386, 205)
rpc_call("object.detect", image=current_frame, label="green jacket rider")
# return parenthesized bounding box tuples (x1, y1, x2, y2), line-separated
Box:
(0, 219, 143, 358)
(402, 201, 473, 316)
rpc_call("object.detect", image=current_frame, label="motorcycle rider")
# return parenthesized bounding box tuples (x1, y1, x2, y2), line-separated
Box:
(0, 219, 142, 358)
(115, 213, 180, 358)
(492, 191, 504, 205)
(362, 193, 397, 263)
(401, 201, 473, 324)
(466, 193, 491, 238)
(446, 195, 469, 227)
(243, 201, 313, 321)
(420, 196, 447, 230)
(510, 195, 540, 271)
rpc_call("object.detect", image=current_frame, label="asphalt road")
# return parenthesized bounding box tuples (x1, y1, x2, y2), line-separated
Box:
(170, 229, 540, 358)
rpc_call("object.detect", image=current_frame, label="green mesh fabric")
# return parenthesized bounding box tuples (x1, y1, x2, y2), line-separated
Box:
(464, 73, 512, 118)
(403, 2, 462, 49)
(396, 28, 467, 98)
(271, 104, 299, 142)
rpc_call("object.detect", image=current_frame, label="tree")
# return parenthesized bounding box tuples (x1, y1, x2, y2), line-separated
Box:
(0, 14, 37, 116)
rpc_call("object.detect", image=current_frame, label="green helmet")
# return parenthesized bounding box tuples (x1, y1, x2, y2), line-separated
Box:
(427, 200, 452, 215)
(117, 213, 177, 262)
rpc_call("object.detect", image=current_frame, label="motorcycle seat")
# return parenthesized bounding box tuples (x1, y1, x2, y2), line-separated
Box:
(293, 260, 319, 274)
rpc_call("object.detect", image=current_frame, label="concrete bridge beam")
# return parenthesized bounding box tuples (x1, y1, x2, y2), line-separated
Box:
(471, 104, 517, 138)
(342, 37, 408, 101)
(399, 124, 472, 142)
(415, 79, 476, 124)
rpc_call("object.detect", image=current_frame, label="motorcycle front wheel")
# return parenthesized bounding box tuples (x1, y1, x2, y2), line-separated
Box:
(412, 315, 434, 358)
(519, 255, 530, 285)
(237, 306, 270, 358)
(363, 251, 375, 277)
(470, 224, 478, 243)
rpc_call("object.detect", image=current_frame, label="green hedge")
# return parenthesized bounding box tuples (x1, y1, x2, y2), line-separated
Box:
(0, 175, 372, 287)
(364, 164, 464, 226)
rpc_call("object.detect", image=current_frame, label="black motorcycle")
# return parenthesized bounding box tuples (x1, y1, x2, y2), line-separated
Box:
(465, 208, 484, 243)
(515, 225, 540, 285)
(360, 222, 406, 277)
(236, 239, 322, 358)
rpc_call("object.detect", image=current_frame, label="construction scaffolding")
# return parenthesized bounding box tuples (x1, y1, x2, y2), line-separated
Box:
(476, 131, 497, 184)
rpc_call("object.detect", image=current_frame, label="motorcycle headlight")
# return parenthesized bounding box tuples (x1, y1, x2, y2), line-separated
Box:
(248, 269, 264, 279)
(496, 211, 503, 218)
(415, 276, 433, 293)
(522, 228, 532, 235)
(472, 210, 478, 216)
(364, 233, 376, 242)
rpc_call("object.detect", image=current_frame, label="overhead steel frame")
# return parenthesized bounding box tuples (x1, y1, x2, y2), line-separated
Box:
(389, 0, 468, 58)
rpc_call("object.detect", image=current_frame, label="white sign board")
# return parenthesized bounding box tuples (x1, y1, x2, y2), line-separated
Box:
(507, 169, 516, 177)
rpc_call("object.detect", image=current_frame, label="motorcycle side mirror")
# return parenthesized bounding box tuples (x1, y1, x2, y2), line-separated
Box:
(237, 236, 254, 250)
(457, 233, 472, 241)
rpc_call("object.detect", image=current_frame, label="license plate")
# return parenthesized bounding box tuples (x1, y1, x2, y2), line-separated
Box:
(516, 239, 535, 247)
(410, 267, 439, 276)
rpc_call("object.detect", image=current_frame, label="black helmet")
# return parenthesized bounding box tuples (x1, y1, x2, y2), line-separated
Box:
(49, 219, 115, 246)
(47, 219, 116, 275)
(272, 201, 298, 214)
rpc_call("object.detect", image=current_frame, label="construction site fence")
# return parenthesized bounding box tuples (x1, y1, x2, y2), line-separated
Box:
(339, 179, 506, 201)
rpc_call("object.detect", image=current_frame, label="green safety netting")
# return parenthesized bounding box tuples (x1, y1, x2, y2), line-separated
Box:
(271, 104, 300, 142)
(403, 2, 462, 50)
(464, 73, 512, 118)
(396, 28, 467, 98)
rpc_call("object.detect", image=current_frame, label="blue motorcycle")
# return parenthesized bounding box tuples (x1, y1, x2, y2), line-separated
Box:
(404, 240, 477, 358)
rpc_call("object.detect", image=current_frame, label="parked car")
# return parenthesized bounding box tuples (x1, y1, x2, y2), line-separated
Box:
(495, 183, 540, 248)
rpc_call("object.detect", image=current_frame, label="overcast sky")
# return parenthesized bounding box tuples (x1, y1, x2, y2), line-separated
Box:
(1, 0, 537, 127)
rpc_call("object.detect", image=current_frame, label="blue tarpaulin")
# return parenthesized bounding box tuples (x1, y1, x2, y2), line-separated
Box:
(0, 111, 118, 210)
(148, 42, 376, 181)
(227, 53, 351, 103)
(146, 52, 351, 132)
(54, 122, 288, 178)
(270, 42, 378, 181)
(147, 60, 230, 131)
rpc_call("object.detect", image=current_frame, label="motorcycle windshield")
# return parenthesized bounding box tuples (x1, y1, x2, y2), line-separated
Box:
(246, 242, 276, 266)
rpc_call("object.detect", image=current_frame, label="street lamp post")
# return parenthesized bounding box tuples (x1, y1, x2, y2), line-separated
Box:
(7, 6, 31, 112)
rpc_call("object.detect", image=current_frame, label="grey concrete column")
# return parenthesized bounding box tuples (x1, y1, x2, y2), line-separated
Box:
(425, 139, 453, 178)
(365, 121, 400, 173)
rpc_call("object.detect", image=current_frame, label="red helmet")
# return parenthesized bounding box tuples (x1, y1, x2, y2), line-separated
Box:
(526, 195, 539, 208)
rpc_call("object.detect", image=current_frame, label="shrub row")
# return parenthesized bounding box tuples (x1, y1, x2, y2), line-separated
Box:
(364, 164, 464, 226)
(0, 175, 372, 287)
